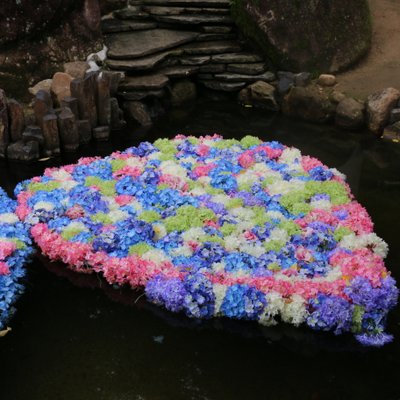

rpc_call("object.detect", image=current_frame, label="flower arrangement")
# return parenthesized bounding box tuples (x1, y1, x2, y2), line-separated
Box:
(0, 188, 34, 331)
(14, 135, 398, 346)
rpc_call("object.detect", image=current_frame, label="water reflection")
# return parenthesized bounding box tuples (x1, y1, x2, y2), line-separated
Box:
(0, 100, 399, 400)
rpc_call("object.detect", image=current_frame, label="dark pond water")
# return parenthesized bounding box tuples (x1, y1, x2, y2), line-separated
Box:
(0, 100, 400, 400)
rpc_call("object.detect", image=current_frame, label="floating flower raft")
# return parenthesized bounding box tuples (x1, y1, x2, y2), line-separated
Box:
(0, 188, 33, 330)
(15, 135, 398, 346)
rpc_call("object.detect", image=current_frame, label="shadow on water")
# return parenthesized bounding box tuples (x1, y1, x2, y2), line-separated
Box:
(0, 99, 400, 400)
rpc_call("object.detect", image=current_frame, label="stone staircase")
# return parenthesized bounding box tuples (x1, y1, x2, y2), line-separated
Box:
(102, 0, 275, 116)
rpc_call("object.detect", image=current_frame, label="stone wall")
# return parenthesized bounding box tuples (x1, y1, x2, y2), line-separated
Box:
(0, 0, 103, 100)
(231, 0, 372, 73)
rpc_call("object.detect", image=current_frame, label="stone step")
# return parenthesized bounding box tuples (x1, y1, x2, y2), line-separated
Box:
(179, 41, 242, 56)
(142, 6, 230, 15)
(114, 7, 150, 20)
(101, 19, 157, 33)
(118, 89, 166, 101)
(153, 14, 233, 25)
(226, 63, 268, 75)
(214, 71, 275, 82)
(106, 50, 178, 71)
(211, 52, 264, 63)
(106, 29, 199, 59)
(179, 55, 211, 66)
(201, 25, 232, 33)
(199, 80, 246, 92)
(119, 74, 169, 91)
(159, 65, 199, 78)
(196, 33, 237, 41)
(135, 0, 231, 9)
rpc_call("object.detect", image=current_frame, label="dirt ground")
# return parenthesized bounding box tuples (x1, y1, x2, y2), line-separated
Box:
(336, 0, 400, 99)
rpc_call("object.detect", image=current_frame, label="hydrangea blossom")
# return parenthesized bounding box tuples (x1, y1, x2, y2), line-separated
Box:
(0, 188, 34, 330)
(15, 135, 398, 346)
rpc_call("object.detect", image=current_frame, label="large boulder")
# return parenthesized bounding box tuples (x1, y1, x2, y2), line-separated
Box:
(0, 0, 101, 100)
(238, 81, 279, 111)
(231, 0, 371, 73)
(282, 85, 336, 123)
(366, 88, 400, 134)
(335, 97, 365, 130)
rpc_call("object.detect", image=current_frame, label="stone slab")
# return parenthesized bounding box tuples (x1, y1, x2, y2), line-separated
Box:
(106, 29, 198, 59)
(214, 71, 275, 83)
(212, 53, 263, 63)
(101, 19, 157, 33)
(153, 14, 233, 25)
(180, 41, 241, 56)
(119, 74, 169, 91)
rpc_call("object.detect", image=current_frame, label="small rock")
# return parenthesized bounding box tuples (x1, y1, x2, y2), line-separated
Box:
(42, 113, 60, 156)
(170, 80, 197, 106)
(93, 126, 110, 141)
(382, 121, 400, 142)
(29, 79, 52, 96)
(366, 88, 400, 134)
(7, 99, 25, 142)
(278, 76, 294, 96)
(125, 101, 153, 126)
(294, 72, 311, 87)
(58, 108, 79, 151)
(277, 71, 295, 80)
(238, 81, 279, 111)
(22, 126, 44, 146)
(198, 64, 225, 73)
(0, 89, 9, 157)
(7, 140, 39, 162)
(61, 97, 79, 120)
(330, 90, 346, 104)
(227, 63, 266, 75)
(282, 84, 336, 123)
(77, 120, 92, 144)
(317, 74, 336, 87)
(201, 80, 246, 92)
(33, 90, 53, 129)
(335, 97, 365, 130)
(51, 72, 73, 105)
(389, 108, 400, 124)
(64, 61, 90, 79)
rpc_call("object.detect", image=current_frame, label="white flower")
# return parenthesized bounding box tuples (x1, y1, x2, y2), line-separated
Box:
(126, 157, 145, 168)
(66, 221, 88, 232)
(211, 194, 231, 205)
(142, 249, 171, 264)
(170, 245, 193, 257)
(33, 201, 54, 211)
(213, 284, 227, 315)
(340, 233, 388, 258)
(182, 227, 205, 242)
(108, 210, 129, 223)
(60, 180, 78, 191)
(331, 168, 346, 180)
(160, 160, 187, 179)
(267, 180, 305, 196)
(279, 147, 302, 164)
(153, 223, 167, 240)
(0, 213, 19, 224)
(310, 199, 331, 210)
(239, 243, 266, 257)
(259, 291, 285, 326)
(51, 169, 72, 181)
(281, 295, 307, 326)
(268, 227, 289, 243)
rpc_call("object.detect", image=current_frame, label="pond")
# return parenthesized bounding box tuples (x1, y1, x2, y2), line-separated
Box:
(0, 100, 399, 400)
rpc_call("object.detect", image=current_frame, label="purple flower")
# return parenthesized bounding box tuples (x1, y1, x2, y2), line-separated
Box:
(355, 332, 394, 347)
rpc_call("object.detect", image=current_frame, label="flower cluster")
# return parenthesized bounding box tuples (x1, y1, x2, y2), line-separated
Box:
(15, 135, 398, 346)
(0, 188, 34, 330)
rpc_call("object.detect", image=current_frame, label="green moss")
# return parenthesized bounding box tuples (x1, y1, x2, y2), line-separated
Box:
(111, 159, 126, 172)
(278, 220, 301, 236)
(61, 227, 84, 240)
(220, 223, 237, 236)
(138, 210, 161, 223)
(29, 181, 61, 192)
(251, 206, 271, 226)
(198, 235, 224, 245)
(129, 242, 153, 256)
(238, 182, 252, 192)
(226, 198, 244, 209)
(334, 226, 353, 241)
(213, 139, 241, 149)
(164, 206, 217, 233)
(351, 305, 364, 333)
(264, 240, 285, 252)
(240, 135, 262, 148)
(85, 176, 116, 197)
(91, 213, 113, 225)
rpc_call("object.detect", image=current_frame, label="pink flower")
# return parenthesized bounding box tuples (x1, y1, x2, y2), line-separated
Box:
(193, 164, 215, 177)
(196, 144, 210, 157)
(0, 241, 17, 261)
(115, 195, 133, 206)
(0, 262, 10, 275)
(238, 151, 255, 168)
(301, 155, 324, 172)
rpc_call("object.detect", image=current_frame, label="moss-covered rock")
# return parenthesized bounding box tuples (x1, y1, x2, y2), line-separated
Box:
(231, 0, 372, 74)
